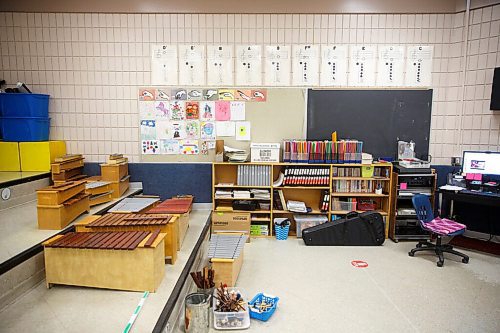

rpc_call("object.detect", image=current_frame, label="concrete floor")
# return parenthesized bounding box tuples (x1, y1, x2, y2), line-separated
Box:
(0, 210, 211, 333)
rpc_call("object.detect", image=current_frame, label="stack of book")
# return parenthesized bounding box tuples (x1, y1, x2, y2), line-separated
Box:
(250, 189, 271, 200)
(283, 139, 363, 164)
(233, 190, 251, 199)
(287, 200, 307, 213)
(215, 189, 232, 199)
(282, 166, 330, 186)
(237, 165, 271, 186)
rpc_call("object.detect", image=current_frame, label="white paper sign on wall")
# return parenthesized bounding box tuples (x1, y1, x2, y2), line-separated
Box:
(235, 45, 262, 86)
(151, 45, 178, 85)
(320, 45, 348, 86)
(178, 45, 205, 85)
(292, 45, 319, 86)
(264, 45, 291, 86)
(348, 45, 376, 87)
(405, 45, 433, 87)
(207, 45, 234, 86)
(377, 45, 405, 86)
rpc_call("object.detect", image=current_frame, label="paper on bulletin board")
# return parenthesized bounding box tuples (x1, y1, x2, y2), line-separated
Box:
(186, 120, 200, 139)
(154, 101, 170, 118)
(265, 45, 291, 86)
(200, 101, 215, 120)
(230, 101, 245, 120)
(207, 141, 216, 149)
(235, 45, 262, 86)
(216, 121, 236, 137)
(348, 45, 376, 86)
(218, 89, 235, 101)
(151, 45, 178, 85)
(200, 121, 216, 140)
(377, 45, 405, 86)
(215, 101, 231, 121)
(405, 45, 433, 87)
(170, 121, 186, 140)
(320, 45, 348, 86)
(160, 139, 180, 154)
(142, 140, 160, 154)
(156, 120, 172, 139)
(139, 101, 156, 119)
(185, 101, 200, 119)
(207, 45, 234, 86)
(180, 140, 199, 155)
(170, 101, 186, 120)
(235, 121, 251, 141)
(292, 45, 319, 86)
(140, 120, 156, 140)
(178, 44, 205, 85)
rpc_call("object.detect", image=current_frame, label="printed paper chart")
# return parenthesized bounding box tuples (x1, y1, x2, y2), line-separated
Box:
(265, 45, 291, 86)
(179, 45, 206, 85)
(348, 45, 376, 86)
(235, 45, 262, 86)
(377, 45, 405, 86)
(151, 45, 178, 85)
(207, 45, 234, 86)
(405, 46, 433, 87)
(320, 45, 348, 86)
(292, 45, 319, 86)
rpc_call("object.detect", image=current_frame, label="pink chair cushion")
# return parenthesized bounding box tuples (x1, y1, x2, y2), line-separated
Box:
(421, 217, 466, 235)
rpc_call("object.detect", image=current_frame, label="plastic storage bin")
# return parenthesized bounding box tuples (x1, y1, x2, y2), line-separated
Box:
(332, 200, 357, 211)
(248, 293, 279, 322)
(0, 117, 50, 141)
(294, 215, 328, 238)
(0, 93, 49, 117)
(213, 287, 250, 330)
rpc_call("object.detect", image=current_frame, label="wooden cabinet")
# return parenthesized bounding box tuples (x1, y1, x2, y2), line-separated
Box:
(213, 162, 393, 238)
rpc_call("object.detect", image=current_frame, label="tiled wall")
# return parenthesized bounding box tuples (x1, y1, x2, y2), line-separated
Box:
(0, 7, 499, 164)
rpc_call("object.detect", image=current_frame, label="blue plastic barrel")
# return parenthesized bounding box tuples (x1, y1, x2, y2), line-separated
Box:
(0, 117, 50, 141)
(0, 93, 49, 118)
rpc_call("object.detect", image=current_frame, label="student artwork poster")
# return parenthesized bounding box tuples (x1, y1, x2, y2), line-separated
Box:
(142, 140, 160, 154)
(200, 101, 215, 120)
(186, 120, 200, 139)
(180, 140, 199, 155)
(200, 121, 216, 140)
(170, 101, 186, 120)
(160, 139, 180, 154)
(140, 120, 156, 140)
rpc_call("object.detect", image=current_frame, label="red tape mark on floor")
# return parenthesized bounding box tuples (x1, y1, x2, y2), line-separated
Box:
(351, 260, 369, 268)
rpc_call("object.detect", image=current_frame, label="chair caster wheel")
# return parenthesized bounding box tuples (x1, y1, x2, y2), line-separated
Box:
(462, 258, 469, 264)
(437, 261, 444, 267)
(408, 251, 414, 257)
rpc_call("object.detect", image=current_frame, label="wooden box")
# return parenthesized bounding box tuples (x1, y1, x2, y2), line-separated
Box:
(175, 212, 190, 249)
(51, 158, 84, 174)
(75, 214, 179, 265)
(101, 162, 128, 181)
(89, 192, 113, 207)
(52, 167, 83, 181)
(37, 181, 86, 205)
(110, 176, 130, 198)
(37, 194, 90, 230)
(20, 141, 66, 172)
(43, 232, 166, 292)
(211, 249, 244, 287)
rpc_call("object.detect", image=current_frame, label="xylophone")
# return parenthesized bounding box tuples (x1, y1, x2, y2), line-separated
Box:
(75, 213, 178, 264)
(43, 230, 165, 292)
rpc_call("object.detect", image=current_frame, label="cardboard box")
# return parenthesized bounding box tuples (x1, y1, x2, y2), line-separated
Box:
(250, 224, 269, 236)
(20, 141, 66, 171)
(250, 143, 280, 163)
(0, 142, 20, 171)
(211, 212, 251, 242)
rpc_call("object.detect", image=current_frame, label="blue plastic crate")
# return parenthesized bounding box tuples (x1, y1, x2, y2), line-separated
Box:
(0, 93, 49, 117)
(0, 117, 50, 141)
(248, 293, 279, 322)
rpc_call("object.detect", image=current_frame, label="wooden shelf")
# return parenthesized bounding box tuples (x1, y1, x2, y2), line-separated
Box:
(331, 193, 389, 197)
(214, 185, 271, 188)
(331, 177, 390, 181)
(214, 197, 271, 201)
(275, 186, 330, 189)
(273, 209, 328, 214)
(216, 209, 271, 214)
(330, 210, 388, 216)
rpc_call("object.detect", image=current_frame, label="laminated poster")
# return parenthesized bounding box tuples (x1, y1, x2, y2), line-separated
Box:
(172, 88, 187, 100)
(186, 120, 200, 139)
(203, 89, 219, 101)
(178, 44, 206, 85)
(155, 88, 170, 101)
(187, 89, 203, 100)
(207, 45, 234, 86)
(160, 139, 180, 154)
(229, 101, 245, 121)
(234, 89, 252, 101)
(186, 102, 200, 119)
(199, 101, 215, 121)
(151, 45, 178, 85)
(215, 101, 231, 121)
(218, 89, 235, 101)
(200, 121, 216, 140)
(140, 120, 156, 140)
(142, 140, 160, 154)
(216, 121, 236, 137)
(180, 140, 199, 155)
(154, 101, 170, 118)
(265, 45, 291, 86)
(235, 121, 251, 141)
(139, 88, 155, 101)
(251, 89, 267, 102)
(170, 101, 186, 120)
(170, 121, 186, 140)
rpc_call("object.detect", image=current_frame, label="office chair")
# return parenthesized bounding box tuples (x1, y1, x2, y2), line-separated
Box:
(409, 194, 469, 267)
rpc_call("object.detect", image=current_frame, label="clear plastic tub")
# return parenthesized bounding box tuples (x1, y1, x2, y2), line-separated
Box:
(213, 287, 250, 330)
(294, 215, 328, 238)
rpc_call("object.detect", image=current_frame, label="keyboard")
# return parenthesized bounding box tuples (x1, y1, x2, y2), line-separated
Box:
(460, 190, 500, 197)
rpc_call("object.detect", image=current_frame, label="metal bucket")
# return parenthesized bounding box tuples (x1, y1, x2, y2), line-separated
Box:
(185, 292, 210, 333)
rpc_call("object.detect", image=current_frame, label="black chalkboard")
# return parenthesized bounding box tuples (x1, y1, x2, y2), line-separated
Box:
(307, 89, 433, 159)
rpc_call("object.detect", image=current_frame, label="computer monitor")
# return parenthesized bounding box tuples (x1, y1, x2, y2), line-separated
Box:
(462, 151, 500, 176)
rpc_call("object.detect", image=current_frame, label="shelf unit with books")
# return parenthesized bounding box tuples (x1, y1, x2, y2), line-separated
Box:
(212, 162, 393, 239)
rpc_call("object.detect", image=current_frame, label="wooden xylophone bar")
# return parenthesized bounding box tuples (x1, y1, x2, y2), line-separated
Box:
(86, 213, 172, 227)
(45, 230, 157, 250)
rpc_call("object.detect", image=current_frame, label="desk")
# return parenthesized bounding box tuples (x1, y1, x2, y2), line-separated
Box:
(439, 189, 500, 235)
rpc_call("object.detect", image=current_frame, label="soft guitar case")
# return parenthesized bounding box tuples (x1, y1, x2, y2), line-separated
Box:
(302, 211, 385, 246)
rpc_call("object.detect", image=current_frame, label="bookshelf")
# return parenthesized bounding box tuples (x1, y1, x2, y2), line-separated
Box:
(212, 162, 393, 238)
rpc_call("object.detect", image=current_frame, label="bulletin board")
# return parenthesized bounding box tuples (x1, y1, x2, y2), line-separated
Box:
(141, 88, 307, 162)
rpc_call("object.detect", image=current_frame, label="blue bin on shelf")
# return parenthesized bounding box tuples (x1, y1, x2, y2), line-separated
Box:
(274, 224, 290, 240)
(0, 93, 50, 117)
(249, 293, 279, 321)
(0, 117, 50, 141)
